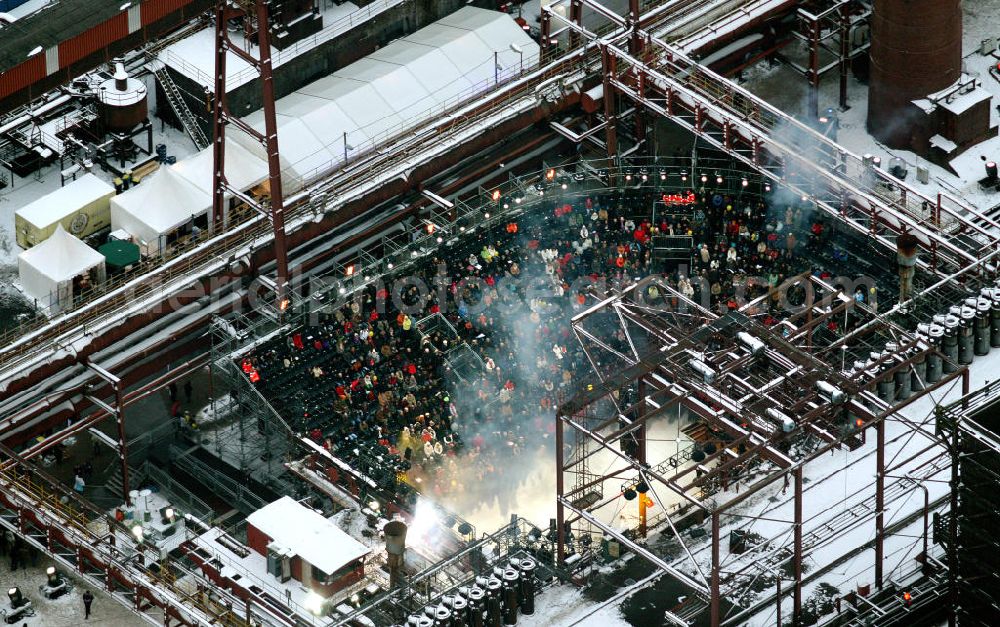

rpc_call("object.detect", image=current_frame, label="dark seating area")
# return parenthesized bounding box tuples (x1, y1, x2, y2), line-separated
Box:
(240, 183, 898, 503)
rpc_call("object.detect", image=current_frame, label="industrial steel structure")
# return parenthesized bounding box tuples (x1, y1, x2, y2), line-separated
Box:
(0, 0, 997, 625)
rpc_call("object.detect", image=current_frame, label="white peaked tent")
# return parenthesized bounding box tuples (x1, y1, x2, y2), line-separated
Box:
(110, 166, 211, 252)
(18, 224, 106, 314)
(171, 136, 269, 199)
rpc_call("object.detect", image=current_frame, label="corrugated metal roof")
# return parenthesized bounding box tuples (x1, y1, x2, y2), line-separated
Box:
(0, 0, 123, 73)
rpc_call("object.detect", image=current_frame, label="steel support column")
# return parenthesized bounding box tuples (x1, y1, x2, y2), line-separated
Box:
(793, 467, 803, 625)
(710, 511, 720, 627)
(947, 415, 959, 627)
(212, 0, 290, 311)
(569, 0, 583, 49)
(637, 376, 648, 537)
(600, 44, 618, 162)
(875, 416, 885, 588)
(838, 3, 849, 109)
(253, 0, 289, 308)
(86, 361, 130, 507)
(807, 17, 820, 120)
(211, 2, 227, 234)
(627, 0, 645, 151)
(556, 410, 566, 562)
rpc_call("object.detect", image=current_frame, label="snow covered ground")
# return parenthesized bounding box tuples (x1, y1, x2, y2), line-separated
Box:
(0, 71, 198, 329)
(741, 0, 1000, 216)
(0, 554, 142, 626)
(520, 584, 632, 627)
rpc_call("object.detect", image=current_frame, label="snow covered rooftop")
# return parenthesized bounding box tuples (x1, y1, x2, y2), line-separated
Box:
(938, 86, 992, 115)
(246, 496, 370, 576)
(14, 173, 114, 230)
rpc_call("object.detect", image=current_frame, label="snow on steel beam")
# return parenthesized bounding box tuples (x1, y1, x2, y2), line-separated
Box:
(643, 35, 1000, 247)
(602, 61, 973, 274)
(562, 498, 710, 601)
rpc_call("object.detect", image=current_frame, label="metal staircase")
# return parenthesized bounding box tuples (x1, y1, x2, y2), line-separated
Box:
(152, 64, 209, 150)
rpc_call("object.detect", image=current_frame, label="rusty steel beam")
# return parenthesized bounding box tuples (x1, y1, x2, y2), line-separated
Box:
(213, 0, 290, 313)
(0, 443, 248, 625)
(793, 467, 803, 624)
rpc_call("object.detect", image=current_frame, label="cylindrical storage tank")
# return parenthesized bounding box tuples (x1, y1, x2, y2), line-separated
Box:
(688, 357, 716, 384)
(408, 615, 422, 627)
(468, 586, 485, 627)
(894, 363, 912, 400)
(97, 62, 148, 132)
(910, 343, 927, 391)
(765, 407, 796, 433)
(737, 331, 766, 357)
(385, 520, 408, 589)
(816, 380, 847, 404)
(959, 306, 976, 364)
(926, 323, 944, 382)
(942, 313, 960, 372)
(518, 558, 537, 615)
(501, 568, 519, 625)
(451, 594, 468, 621)
(867, 0, 962, 148)
(975, 298, 992, 355)
(486, 578, 503, 627)
(434, 605, 453, 627)
(990, 289, 1000, 347)
(507, 559, 523, 606)
(877, 349, 894, 402)
(895, 234, 919, 305)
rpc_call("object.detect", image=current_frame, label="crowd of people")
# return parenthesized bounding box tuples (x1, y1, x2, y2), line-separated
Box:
(242, 183, 885, 507)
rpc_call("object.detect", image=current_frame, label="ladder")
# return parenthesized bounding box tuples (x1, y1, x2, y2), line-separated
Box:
(152, 64, 209, 150)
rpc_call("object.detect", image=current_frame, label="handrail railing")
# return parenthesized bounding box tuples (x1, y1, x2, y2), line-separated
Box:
(159, 0, 415, 91)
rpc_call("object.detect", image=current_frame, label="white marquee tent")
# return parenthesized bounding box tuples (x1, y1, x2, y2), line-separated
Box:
(18, 224, 106, 313)
(110, 166, 211, 252)
(171, 135, 269, 199)
(118, 8, 540, 234)
(232, 6, 539, 192)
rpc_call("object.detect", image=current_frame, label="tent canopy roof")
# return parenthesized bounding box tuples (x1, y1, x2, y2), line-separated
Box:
(18, 224, 105, 283)
(112, 166, 211, 236)
(171, 136, 268, 197)
(234, 7, 539, 189)
(15, 173, 114, 229)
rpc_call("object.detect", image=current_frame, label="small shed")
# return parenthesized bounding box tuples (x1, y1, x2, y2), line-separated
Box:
(14, 173, 115, 248)
(18, 224, 107, 313)
(246, 496, 370, 597)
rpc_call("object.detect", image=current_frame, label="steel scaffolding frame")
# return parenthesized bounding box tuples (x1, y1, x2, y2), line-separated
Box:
(207, 314, 294, 482)
(212, 0, 291, 309)
(555, 273, 970, 626)
(543, 0, 1000, 279)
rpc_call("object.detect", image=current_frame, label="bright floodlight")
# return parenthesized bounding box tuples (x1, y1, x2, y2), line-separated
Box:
(305, 591, 325, 615)
(410, 498, 441, 538)
(132, 524, 144, 541)
(46, 567, 55, 576)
